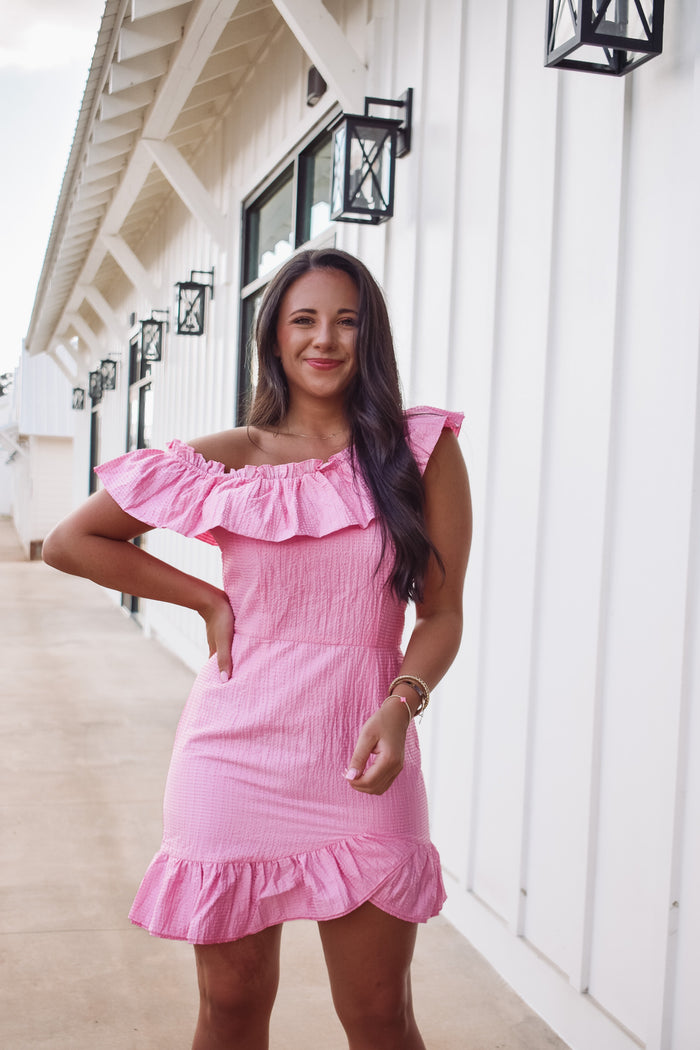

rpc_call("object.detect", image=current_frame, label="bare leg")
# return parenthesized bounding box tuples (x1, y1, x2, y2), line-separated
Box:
(192, 924, 282, 1050)
(318, 902, 427, 1050)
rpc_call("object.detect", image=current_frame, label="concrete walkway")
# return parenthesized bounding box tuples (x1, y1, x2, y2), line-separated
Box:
(0, 518, 569, 1050)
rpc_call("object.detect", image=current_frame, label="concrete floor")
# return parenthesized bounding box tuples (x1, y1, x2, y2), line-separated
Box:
(0, 518, 569, 1050)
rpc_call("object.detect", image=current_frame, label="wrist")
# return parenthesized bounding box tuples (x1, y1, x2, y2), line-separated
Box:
(381, 693, 414, 725)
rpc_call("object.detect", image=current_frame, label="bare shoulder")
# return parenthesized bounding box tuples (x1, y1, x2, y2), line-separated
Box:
(422, 428, 472, 566)
(188, 427, 260, 471)
(423, 428, 469, 490)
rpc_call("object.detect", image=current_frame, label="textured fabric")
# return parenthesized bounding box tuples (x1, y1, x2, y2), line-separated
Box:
(96, 406, 463, 944)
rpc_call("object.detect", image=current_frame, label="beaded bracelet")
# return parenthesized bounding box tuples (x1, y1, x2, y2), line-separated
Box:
(389, 674, 431, 718)
(381, 693, 413, 726)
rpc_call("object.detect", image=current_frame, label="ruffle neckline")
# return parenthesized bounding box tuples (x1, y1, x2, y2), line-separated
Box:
(129, 834, 446, 944)
(94, 406, 463, 546)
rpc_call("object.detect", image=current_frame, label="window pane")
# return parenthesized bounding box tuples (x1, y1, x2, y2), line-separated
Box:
(245, 169, 294, 283)
(237, 290, 264, 423)
(298, 134, 332, 243)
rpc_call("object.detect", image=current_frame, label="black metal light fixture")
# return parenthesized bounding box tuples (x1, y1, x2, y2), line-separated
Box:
(88, 371, 103, 404)
(100, 357, 117, 390)
(72, 387, 86, 410)
(545, 0, 664, 76)
(139, 310, 170, 362)
(175, 270, 215, 337)
(306, 66, 327, 107)
(330, 89, 413, 225)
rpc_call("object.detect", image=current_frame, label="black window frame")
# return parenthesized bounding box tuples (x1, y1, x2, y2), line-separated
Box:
(237, 122, 338, 424)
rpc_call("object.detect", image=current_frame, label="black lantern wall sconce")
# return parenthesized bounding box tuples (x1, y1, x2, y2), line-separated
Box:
(72, 387, 86, 411)
(139, 310, 170, 362)
(100, 357, 117, 391)
(545, 0, 664, 76)
(330, 89, 413, 225)
(175, 269, 215, 337)
(88, 370, 103, 404)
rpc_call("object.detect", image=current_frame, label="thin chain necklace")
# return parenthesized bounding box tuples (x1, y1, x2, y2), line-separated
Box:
(275, 426, 349, 440)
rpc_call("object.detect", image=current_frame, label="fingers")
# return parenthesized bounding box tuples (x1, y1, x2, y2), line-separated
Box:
(344, 713, 406, 795)
(204, 600, 234, 682)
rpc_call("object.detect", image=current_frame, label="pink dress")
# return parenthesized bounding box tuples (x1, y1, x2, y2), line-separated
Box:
(95, 406, 462, 944)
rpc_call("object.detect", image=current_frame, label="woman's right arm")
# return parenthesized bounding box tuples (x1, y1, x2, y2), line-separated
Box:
(42, 490, 235, 679)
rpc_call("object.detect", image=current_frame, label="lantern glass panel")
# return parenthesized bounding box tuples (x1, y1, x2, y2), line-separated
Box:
(89, 371, 103, 403)
(142, 321, 163, 362)
(331, 123, 347, 218)
(591, 0, 652, 40)
(550, 0, 578, 50)
(298, 133, 332, 243)
(100, 359, 117, 390)
(347, 120, 394, 216)
(177, 283, 206, 335)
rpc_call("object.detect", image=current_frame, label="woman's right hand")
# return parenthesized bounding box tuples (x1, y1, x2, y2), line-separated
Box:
(199, 589, 235, 681)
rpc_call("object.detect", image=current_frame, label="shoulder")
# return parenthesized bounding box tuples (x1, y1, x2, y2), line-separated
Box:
(404, 405, 464, 474)
(188, 427, 265, 472)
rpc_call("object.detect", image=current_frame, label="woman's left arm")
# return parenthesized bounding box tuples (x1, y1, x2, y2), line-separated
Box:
(346, 429, 472, 794)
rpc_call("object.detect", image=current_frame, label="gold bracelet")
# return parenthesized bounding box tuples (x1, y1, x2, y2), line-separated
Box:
(381, 693, 413, 726)
(389, 675, 431, 718)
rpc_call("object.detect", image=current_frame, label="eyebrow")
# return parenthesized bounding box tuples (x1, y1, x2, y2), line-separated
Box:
(288, 307, 358, 315)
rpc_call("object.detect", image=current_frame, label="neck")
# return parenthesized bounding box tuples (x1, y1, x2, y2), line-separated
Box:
(282, 402, 349, 440)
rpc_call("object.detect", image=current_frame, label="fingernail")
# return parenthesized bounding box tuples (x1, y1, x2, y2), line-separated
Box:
(344, 768, 359, 781)
(220, 671, 229, 683)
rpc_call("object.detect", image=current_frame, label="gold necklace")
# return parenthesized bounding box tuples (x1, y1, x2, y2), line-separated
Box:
(276, 427, 349, 440)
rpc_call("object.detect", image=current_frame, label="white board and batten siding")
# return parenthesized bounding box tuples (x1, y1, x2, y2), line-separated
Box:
(81, 2, 699, 1048)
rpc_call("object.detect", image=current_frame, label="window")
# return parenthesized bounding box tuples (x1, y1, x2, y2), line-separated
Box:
(237, 129, 335, 422)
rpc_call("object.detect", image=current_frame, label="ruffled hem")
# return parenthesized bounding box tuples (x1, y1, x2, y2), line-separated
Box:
(129, 835, 446, 944)
(94, 406, 463, 546)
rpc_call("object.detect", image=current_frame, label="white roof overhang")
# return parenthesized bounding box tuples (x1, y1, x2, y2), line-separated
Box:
(24, 0, 366, 362)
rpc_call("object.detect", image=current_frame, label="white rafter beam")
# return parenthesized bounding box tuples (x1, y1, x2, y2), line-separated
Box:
(101, 233, 162, 303)
(80, 287, 128, 343)
(143, 0, 244, 135)
(142, 138, 228, 248)
(36, 1, 243, 358)
(65, 313, 103, 358)
(47, 347, 78, 385)
(271, 0, 366, 112)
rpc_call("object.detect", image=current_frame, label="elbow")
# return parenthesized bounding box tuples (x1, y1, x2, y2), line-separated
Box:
(42, 524, 74, 572)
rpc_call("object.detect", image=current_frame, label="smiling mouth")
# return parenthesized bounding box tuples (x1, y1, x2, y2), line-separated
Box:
(305, 358, 342, 369)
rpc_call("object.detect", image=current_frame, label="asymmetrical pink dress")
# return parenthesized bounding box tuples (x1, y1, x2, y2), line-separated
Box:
(95, 406, 462, 944)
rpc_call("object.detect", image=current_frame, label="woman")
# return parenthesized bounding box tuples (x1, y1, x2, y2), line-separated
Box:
(43, 248, 472, 1050)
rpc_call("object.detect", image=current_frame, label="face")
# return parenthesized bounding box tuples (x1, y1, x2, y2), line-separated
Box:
(274, 268, 359, 408)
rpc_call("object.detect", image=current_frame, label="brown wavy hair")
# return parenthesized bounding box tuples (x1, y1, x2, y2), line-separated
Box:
(246, 248, 440, 602)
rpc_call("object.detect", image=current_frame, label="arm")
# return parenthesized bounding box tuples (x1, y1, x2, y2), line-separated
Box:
(42, 489, 235, 680)
(346, 428, 473, 794)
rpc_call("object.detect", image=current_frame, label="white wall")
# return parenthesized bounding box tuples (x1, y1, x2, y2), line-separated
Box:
(12, 436, 74, 557)
(58, 1, 700, 1048)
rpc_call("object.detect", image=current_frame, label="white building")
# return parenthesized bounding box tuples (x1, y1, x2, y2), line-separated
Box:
(24, 3, 700, 1049)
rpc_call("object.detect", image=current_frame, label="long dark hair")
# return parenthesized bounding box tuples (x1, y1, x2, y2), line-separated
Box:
(247, 248, 440, 603)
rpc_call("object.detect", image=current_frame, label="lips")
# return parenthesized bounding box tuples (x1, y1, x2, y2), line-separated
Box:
(305, 358, 342, 370)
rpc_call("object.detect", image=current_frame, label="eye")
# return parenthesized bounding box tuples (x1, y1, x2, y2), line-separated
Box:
(339, 317, 358, 327)
(291, 316, 313, 325)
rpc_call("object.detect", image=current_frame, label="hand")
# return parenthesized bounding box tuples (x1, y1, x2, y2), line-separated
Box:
(344, 699, 410, 795)
(198, 588, 235, 681)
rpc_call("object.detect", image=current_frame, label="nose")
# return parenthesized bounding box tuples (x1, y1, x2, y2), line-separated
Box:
(312, 319, 334, 350)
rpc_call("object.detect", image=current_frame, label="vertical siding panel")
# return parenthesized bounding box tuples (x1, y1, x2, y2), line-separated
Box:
(522, 71, 626, 984)
(407, 0, 463, 407)
(434, 0, 511, 898)
(382, 0, 427, 394)
(587, 53, 699, 1041)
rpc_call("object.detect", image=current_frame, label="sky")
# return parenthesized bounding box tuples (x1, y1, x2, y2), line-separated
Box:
(0, 0, 106, 376)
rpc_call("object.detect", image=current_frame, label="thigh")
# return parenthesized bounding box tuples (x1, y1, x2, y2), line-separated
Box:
(194, 924, 283, 1010)
(318, 903, 418, 1014)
